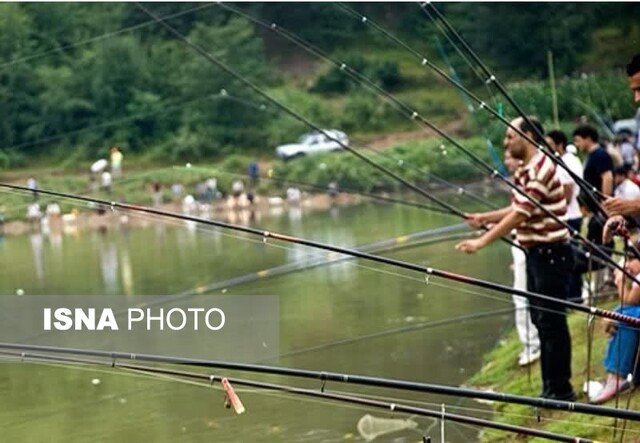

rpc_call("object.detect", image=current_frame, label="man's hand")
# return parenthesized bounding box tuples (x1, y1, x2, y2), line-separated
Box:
(626, 259, 640, 276)
(455, 238, 485, 254)
(603, 318, 617, 336)
(603, 215, 625, 243)
(603, 196, 640, 216)
(465, 213, 486, 229)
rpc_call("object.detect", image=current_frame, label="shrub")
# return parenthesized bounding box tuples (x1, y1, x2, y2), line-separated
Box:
(311, 54, 402, 94)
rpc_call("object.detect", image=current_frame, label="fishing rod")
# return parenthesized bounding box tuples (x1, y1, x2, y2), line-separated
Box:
(0, 165, 181, 223)
(367, 149, 499, 209)
(423, 6, 515, 191)
(134, 3, 524, 253)
(215, 2, 499, 210)
(418, 3, 610, 211)
(2, 182, 639, 330)
(214, 1, 626, 278)
(28, 221, 475, 331)
(0, 350, 598, 443)
(431, 34, 506, 176)
(337, 1, 612, 226)
(1, 342, 638, 425)
(332, 2, 639, 285)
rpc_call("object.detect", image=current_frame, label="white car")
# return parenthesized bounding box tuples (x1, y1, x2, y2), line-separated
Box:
(275, 130, 349, 160)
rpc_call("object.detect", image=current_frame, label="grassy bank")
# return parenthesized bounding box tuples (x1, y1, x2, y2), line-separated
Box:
(468, 301, 640, 442)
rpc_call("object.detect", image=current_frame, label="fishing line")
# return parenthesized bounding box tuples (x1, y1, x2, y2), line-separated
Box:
(215, 2, 499, 210)
(0, 352, 476, 442)
(0, 354, 239, 431)
(0, 350, 607, 442)
(417, 3, 496, 100)
(0, 182, 479, 306)
(0, 165, 181, 220)
(0, 183, 582, 325)
(3, 183, 638, 330)
(335, 2, 630, 282)
(427, 14, 507, 175)
(418, 3, 610, 211)
(327, 388, 640, 437)
(3, 342, 639, 424)
(135, 3, 524, 253)
(170, 2, 632, 286)
(367, 147, 499, 209)
(423, 8, 499, 106)
(613, 244, 630, 441)
(274, 308, 515, 362)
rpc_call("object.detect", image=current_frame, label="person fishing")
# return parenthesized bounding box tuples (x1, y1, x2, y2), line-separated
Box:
(503, 148, 540, 367)
(589, 256, 640, 404)
(456, 116, 576, 401)
(603, 53, 640, 217)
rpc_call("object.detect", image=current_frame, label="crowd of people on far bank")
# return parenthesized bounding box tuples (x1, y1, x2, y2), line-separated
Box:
(456, 53, 640, 405)
(21, 148, 339, 232)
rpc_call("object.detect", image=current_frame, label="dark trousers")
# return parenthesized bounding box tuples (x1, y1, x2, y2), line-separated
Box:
(526, 241, 574, 396)
(566, 218, 583, 302)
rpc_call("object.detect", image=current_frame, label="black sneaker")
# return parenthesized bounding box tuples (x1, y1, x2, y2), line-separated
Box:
(542, 391, 576, 402)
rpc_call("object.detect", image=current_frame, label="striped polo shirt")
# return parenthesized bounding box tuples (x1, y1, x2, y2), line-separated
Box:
(512, 151, 569, 248)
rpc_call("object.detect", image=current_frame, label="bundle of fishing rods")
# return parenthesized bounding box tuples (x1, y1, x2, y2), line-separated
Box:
(0, 2, 637, 441)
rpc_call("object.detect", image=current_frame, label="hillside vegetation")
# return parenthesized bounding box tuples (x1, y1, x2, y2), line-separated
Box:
(0, 2, 638, 172)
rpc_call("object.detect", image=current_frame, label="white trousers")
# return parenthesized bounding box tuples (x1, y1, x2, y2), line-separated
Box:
(512, 246, 540, 351)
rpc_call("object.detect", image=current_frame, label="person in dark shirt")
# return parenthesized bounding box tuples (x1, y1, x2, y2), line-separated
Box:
(574, 125, 614, 289)
(574, 125, 613, 241)
(574, 125, 613, 204)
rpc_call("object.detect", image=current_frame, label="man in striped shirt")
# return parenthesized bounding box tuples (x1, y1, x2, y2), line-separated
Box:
(456, 116, 575, 401)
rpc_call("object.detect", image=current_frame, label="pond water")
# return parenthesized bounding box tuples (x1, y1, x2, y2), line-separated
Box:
(0, 199, 513, 442)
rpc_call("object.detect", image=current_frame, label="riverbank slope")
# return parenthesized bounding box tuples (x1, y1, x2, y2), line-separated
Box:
(468, 301, 640, 441)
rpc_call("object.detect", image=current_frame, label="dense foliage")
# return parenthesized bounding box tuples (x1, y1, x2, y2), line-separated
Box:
(0, 2, 638, 169)
(272, 137, 495, 193)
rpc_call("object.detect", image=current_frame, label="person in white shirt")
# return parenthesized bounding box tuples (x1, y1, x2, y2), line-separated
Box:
(614, 164, 640, 199)
(27, 176, 38, 201)
(546, 130, 584, 302)
(101, 171, 112, 194)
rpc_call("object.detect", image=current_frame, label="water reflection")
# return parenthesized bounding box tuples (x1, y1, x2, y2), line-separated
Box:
(98, 228, 119, 294)
(120, 246, 134, 296)
(288, 206, 302, 223)
(29, 232, 44, 283)
(48, 229, 62, 258)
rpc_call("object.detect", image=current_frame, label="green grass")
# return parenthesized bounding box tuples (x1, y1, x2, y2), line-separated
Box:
(468, 300, 640, 442)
